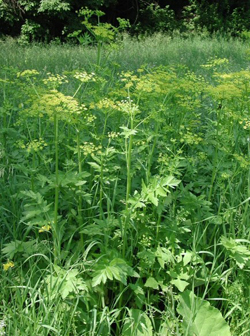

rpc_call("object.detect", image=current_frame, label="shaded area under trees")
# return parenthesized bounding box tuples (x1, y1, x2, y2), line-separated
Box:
(0, 0, 249, 42)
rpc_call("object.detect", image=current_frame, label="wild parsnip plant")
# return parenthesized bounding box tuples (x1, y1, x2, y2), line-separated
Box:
(0, 35, 249, 335)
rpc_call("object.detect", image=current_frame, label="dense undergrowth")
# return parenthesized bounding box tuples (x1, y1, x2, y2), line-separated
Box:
(0, 36, 250, 335)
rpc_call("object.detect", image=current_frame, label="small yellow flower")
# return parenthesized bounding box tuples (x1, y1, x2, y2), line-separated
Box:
(39, 225, 51, 233)
(17, 69, 39, 78)
(3, 260, 14, 271)
(73, 71, 95, 83)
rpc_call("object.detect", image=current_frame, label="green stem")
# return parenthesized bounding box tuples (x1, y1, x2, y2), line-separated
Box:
(77, 130, 84, 247)
(54, 114, 60, 263)
(99, 117, 108, 220)
(126, 117, 134, 205)
(73, 83, 83, 98)
(156, 208, 163, 240)
(97, 41, 102, 66)
(146, 121, 159, 184)
(123, 114, 134, 258)
(208, 104, 222, 202)
(31, 152, 35, 191)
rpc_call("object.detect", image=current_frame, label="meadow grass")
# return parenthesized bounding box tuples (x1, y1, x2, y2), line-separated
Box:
(0, 34, 249, 335)
(0, 33, 248, 73)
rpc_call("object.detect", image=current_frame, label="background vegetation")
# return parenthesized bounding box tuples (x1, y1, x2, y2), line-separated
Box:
(0, 0, 250, 43)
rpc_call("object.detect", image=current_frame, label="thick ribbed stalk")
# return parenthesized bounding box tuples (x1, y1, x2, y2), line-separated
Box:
(146, 121, 159, 184)
(54, 114, 60, 263)
(123, 115, 134, 258)
(126, 117, 134, 205)
(99, 117, 108, 220)
(77, 130, 84, 247)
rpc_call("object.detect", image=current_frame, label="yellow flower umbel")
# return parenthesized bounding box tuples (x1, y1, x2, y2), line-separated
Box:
(74, 71, 96, 83)
(43, 73, 69, 89)
(28, 89, 88, 123)
(3, 260, 14, 271)
(17, 69, 40, 78)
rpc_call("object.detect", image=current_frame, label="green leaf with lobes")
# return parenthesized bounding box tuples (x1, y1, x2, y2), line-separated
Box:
(92, 258, 139, 287)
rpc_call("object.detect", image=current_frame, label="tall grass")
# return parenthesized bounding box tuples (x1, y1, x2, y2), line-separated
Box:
(0, 34, 249, 335)
(0, 33, 248, 73)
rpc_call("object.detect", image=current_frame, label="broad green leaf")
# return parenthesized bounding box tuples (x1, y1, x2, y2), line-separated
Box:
(183, 251, 193, 266)
(122, 309, 153, 336)
(177, 290, 231, 336)
(171, 278, 189, 292)
(145, 277, 159, 290)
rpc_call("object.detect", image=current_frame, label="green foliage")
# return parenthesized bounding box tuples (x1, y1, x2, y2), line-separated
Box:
(0, 36, 249, 334)
(38, 0, 70, 13)
(92, 257, 139, 286)
(68, 8, 130, 65)
(0, 1, 250, 41)
(177, 290, 231, 336)
(44, 265, 87, 299)
(134, 4, 177, 35)
(221, 236, 250, 269)
(122, 309, 153, 336)
(18, 19, 43, 44)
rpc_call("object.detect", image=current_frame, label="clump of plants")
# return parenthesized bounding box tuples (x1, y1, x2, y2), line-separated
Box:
(0, 53, 249, 335)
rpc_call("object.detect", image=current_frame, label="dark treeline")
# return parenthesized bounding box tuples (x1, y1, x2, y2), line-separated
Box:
(0, 0, 249, 42)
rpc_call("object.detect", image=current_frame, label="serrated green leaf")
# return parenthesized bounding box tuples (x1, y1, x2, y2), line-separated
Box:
(221, 236, 250, 269)
(2, 239, 37, 259)
(161, 176, 181, 188)
(88, 161, 101, 171)
(2, 240, 23, 259)
(75, 180, 87, 186)
(120, 126, 137, 138)
(45, 266, 87, 300)
(92, 258, 139, 287)
(147, 192, 158, 206)
(92, 270, 107, 287)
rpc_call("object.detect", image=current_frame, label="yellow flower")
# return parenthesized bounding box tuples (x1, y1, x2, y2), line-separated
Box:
(39, 225, 51, 233)
(43, 73, 68, 88)
(73, 71, 95, 83)
(17, 69, 39, 78)
(27, 89, 88, 122)
(3, 260, 14, 271)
